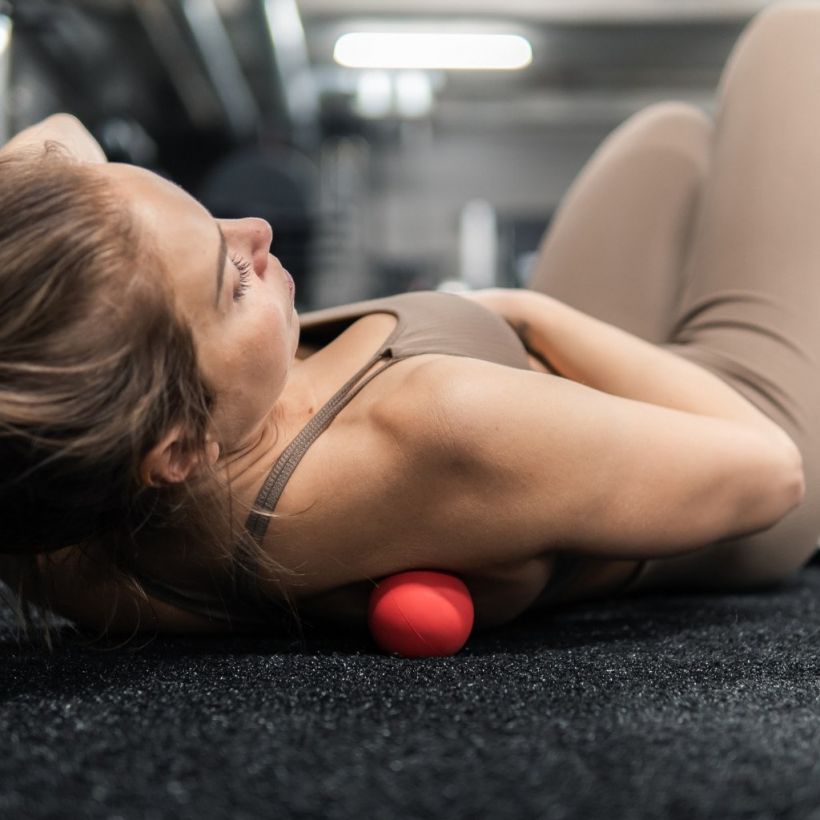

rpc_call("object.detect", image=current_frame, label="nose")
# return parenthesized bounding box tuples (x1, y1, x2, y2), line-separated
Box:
(219, 217, 276, 279)
(246, 217, 273, 253)
(240, 217, 273, 280)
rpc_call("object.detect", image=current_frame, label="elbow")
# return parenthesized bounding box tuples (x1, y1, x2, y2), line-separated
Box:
(776, 440, 806, 517)
(761, 425, 806, 515)
(790, 456, 807, 511)
(737, 440, 807, 537)
(783, 433, 806, 504)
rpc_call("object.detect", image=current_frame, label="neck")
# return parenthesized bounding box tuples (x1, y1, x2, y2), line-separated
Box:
(212, 362, 317, 491)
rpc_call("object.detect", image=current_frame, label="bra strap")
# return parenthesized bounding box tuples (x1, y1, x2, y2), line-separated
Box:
(244, 352, 404, 546)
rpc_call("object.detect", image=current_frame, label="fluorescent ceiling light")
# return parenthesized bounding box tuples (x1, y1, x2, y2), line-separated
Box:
(334, 33, 532, 70)
(0, 16, 10, 54)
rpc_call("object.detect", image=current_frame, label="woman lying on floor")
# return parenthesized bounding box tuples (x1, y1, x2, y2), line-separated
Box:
(0, 2, 816, 651)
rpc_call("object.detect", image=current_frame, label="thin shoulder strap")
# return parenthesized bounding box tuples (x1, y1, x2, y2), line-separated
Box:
(244, 352, 404, 546)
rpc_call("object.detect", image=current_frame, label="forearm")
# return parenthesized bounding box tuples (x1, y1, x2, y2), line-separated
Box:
(514, 290, 801, 455)
(0, 113, 107, 163)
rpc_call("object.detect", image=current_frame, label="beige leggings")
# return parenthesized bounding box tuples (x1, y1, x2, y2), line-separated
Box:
(526, 1, 820, 594)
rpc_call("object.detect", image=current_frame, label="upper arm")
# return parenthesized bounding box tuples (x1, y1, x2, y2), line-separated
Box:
(412, 357, 804, 565)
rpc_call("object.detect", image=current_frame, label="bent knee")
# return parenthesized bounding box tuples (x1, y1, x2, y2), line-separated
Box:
(754, 0, 820, 27)
(616, 101, 712, 166)
(635, 100, 712, 130)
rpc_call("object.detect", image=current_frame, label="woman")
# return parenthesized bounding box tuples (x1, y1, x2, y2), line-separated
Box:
(0, 2, 814, 650)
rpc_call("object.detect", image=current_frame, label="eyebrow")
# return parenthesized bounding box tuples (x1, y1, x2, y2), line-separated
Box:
(214, 224, 227, 310)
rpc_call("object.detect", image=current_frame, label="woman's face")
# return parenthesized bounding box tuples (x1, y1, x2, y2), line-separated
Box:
(96, 162, 300, 465)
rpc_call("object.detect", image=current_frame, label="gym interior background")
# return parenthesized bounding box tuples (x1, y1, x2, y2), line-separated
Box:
(8, 5, 820, 820)
(0, 0, 759, 313)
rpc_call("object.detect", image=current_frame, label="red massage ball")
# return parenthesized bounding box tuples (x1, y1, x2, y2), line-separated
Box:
(367, 571, 475, 658)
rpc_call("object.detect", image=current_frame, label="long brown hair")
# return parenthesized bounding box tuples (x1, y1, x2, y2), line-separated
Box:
(0, 145, 306, 651)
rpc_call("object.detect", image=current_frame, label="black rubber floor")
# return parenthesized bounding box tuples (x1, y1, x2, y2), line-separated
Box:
(3, 558, 820, 820)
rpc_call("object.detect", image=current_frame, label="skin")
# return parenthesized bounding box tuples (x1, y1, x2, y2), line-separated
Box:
(88, 162, 310, 488)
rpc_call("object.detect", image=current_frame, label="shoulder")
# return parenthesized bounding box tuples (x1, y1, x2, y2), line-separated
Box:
(372, 355, 478, 466)
(374, 354, 527, 463)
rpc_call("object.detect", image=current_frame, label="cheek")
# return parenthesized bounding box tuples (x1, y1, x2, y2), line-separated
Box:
(244, 313, 290, 390)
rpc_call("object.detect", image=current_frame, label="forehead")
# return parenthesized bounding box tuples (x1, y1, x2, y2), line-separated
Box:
(96, 163, 221, 322)
(98, 162, 214, 251)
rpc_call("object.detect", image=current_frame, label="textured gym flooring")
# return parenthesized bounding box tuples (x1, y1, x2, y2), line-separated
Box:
(3, 554, 820, 820)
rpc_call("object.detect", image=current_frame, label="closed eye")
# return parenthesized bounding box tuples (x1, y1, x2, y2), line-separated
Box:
(231, 253, 252, 301)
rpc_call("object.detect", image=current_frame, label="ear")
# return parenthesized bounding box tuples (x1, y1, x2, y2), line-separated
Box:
(140, 425, 221, 487)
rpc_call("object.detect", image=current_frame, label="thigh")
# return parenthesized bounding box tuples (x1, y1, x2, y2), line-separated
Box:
(662, 2, 820, 444)
(631, 2, 820, 592)
(526, 99, 712, 344)
(530, 4, 820, 593)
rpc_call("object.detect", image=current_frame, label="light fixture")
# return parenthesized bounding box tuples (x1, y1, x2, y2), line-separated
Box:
(394, 71, 433, 118)
(0, 14, 10, 54)
(354, 71, 392, 118)
(334, 32, 532, 71)
(353, 70, 435, 120)
(0, 14, 11, 146)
